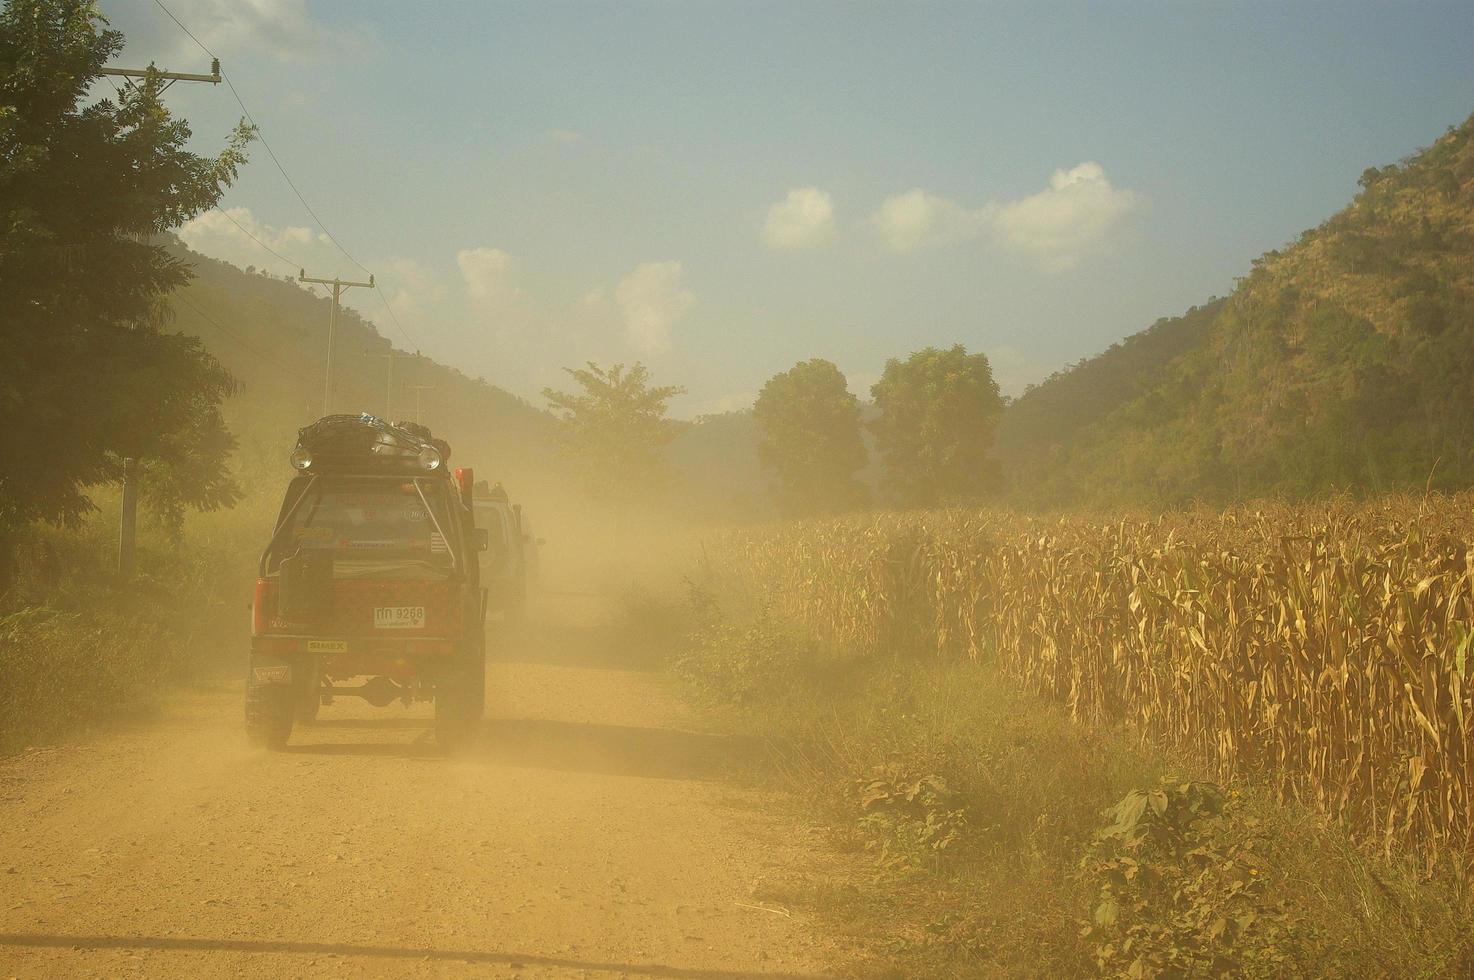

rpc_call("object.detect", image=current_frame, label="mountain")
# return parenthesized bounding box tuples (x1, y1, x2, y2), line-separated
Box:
(995, 299, 1226, 507)
(163, 239, 557, 504)
(997, 110, 1474, 508)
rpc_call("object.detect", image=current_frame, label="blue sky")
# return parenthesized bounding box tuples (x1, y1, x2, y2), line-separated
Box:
(100, 1, 1474, 416)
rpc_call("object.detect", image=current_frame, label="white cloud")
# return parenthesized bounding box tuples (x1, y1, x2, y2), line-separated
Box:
(763, 187, 836, 250)
(375, 257, 443, 325)
(547, 129, 586, 145)
(871, 164, 1143, 268)
(144, 0, 376, 62)
(386, 257, 441, 298)
(177, 205, 332, 274)
(615, 261, 695, 354)
(871, 189, 991, 253)
(992, 162, 1144, 270)
(456, 247, 520, 307)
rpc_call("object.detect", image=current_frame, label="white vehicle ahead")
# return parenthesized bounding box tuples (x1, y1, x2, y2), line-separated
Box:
(472, 481, 540, 625)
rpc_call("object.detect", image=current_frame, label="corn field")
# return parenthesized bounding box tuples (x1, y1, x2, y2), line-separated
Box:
(706, 495, 1474, 866)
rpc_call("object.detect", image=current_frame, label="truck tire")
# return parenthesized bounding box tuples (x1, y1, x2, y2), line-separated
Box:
(246, 681, 293, 750)
(295, 656, 322, 724)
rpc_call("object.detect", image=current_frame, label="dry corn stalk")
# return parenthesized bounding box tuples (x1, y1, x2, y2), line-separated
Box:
(705, 495, 1474, 866)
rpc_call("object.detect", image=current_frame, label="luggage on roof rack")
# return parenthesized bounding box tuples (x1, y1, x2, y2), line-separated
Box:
(288, 414, 449, 474)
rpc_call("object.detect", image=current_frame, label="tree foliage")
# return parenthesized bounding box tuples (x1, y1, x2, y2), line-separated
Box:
(870, 345, 1004, 508)
(753, 358, 867, 515)
(542, 362, 685, 509)
(0, 0, 253, 560)
(1000, 110, 1474, 508)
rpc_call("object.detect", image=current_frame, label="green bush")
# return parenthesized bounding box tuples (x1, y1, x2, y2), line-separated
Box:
(0, 516, 253, 751)
(674, 601, 804, 705)
(1081, 781, 1294, 977)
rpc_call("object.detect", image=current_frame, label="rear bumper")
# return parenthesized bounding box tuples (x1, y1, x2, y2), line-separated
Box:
(250, 634, 458, 684)
(252, 634, 455, 656)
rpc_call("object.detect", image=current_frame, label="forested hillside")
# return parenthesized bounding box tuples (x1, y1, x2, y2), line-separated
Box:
(999, 110, 1474, 508)
(163, 239, 556, 502)
(995, 299, 1225, 506)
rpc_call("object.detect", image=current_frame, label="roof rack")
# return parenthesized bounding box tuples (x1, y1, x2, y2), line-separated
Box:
(288, 414, 449, 474)
(472, 479, 509, 502)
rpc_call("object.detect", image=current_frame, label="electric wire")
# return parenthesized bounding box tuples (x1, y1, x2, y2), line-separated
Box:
(204, 206, 334, 302)
(209, 206, 301, 273)
(171, 291, 319, 390)
(150, 0, 421, 352)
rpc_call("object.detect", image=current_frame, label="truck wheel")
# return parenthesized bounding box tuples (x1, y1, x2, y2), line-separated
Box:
(295, 657, 322, 724)
(246, 681, 293, 750)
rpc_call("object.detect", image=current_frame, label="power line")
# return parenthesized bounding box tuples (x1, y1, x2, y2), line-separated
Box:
(148, 0, 213, 57)
(204, 207, 345, 307)
(172, 291, 317, 389)
(372, 285, 418, 349)
(210, 205, 300, 272)
(151, 0, 421, 352)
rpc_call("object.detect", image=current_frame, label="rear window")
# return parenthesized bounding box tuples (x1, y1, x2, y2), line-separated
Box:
(267, 477, 456, 574)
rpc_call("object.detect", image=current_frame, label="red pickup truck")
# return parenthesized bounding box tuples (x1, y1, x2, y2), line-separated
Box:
(246, 415, 489, 751)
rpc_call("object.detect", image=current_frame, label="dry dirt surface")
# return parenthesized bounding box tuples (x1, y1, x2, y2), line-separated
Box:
(0, 595, 850, 978)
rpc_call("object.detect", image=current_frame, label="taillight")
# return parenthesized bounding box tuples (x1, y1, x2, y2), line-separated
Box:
(252, 578, 270, 634)
(454, 466, 474, 508)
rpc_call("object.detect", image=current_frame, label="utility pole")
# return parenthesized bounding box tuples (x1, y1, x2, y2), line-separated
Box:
(300, 270, 374, 416)
(405, 385, 436, 426)
(363, 350, 420, 420)
(118, 458, 138, 582)
(99, 59, 221, 95)
(101, 62, 218, 586)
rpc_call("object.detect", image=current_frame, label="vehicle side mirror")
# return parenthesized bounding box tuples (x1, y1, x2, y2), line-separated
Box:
(474, 527, 490, 552)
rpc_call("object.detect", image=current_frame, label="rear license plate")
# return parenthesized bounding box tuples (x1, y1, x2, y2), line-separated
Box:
(374, 606, 425, 629)
(307, 639, 348, 653)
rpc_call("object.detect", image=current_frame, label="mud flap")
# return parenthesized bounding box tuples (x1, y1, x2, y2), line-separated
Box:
(251, 663, 293, 684)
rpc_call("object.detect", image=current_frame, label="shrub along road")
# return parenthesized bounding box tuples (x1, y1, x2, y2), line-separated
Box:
(0, 595, 849, 978)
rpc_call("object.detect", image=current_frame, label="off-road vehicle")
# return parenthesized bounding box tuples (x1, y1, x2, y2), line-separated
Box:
(246, 415, 489, 751)
(471, 480, 541, 626)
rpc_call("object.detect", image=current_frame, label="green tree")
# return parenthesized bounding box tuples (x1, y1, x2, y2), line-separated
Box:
(542, 362, 685, 509)
(753, 358, 867, 515)
(0, 0, 253, 577)
(870, 345, 1004, 507)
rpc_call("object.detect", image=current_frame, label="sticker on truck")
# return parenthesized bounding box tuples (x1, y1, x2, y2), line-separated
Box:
(374, 606, 426, 629)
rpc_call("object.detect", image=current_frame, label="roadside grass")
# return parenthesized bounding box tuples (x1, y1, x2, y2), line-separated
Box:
(647, 583, 1474, 978)
(0, 502, 261, 753)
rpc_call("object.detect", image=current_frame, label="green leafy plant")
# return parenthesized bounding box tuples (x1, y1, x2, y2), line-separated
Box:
(673, 584, 802, 705)
(1, 0, 256, 584)
(849, 764, 970, 869)
(1081, 781, 1292, 978)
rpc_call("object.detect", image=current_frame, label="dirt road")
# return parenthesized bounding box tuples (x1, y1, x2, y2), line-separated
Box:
(0, 596, 847, 978)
